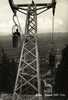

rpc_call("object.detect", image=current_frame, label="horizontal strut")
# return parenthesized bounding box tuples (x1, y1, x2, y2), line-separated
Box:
(17, 3, 51, 7)
(8, 0, 56, 16)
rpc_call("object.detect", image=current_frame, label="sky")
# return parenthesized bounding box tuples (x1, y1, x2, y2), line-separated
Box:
(0, 0, 68, 35)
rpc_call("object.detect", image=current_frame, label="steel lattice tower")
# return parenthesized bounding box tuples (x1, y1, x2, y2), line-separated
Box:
(8, 0, 56, 99)
(13, 5, 41, 99)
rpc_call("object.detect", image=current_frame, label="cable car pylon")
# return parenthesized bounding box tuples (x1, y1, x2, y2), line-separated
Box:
(8, 0, 56, 100)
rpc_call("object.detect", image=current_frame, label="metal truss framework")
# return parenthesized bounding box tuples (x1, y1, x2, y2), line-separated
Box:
(8, 0, 56, 100)
(13, 5, 41, 98)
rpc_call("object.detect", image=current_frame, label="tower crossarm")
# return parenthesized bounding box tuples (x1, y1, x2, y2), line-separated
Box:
(8, 0, 56, 16)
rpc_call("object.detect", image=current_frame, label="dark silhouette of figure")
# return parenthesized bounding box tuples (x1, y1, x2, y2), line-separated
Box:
(15, 29, 20, 37)
(12, 29, 20, 48)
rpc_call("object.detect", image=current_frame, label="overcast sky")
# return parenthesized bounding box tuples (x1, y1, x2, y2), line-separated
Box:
(0, 0, 68, 35)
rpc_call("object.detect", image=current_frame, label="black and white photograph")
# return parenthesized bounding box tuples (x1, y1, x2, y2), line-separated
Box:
(0, 0, 68, 100)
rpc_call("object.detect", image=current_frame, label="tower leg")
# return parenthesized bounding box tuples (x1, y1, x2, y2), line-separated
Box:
(12, 5, 41, 100)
